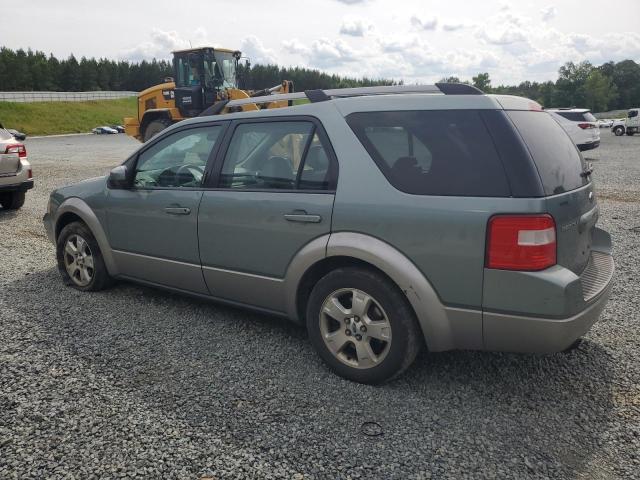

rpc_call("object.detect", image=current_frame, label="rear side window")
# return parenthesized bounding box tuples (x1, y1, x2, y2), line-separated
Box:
(346, 110, 510, 196)
(556, 111, 595, 122)
(507, 111, 587, 195)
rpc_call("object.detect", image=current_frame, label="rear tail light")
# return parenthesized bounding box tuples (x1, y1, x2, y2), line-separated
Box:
(486, 215, 556, 271)
(5, 143, 26, 158)
(578, 123, 595, 129)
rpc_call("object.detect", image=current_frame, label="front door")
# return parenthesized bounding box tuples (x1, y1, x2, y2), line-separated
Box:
(198, 118, 338, 312)
(106, 124, 225, 293)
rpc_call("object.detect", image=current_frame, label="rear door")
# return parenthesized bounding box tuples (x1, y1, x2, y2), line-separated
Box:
(198, 117, 337, 312)
(507, 110, 595, 274)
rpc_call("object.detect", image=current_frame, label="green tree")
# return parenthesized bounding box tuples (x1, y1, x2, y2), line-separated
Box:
(584, 70, 618, 112)
(472, 72, 491, 92)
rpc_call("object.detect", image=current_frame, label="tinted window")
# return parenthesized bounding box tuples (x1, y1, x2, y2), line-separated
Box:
(347, 110, 510, 196)
(134, 126, 221, 188)
(220, 122, 334, 190)
(629, 110, 639, 118)
(507, 111, 587, 195)
(556, 111, 595, 122)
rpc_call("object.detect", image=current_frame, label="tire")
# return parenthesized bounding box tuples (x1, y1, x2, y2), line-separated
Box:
(0, 191, 25, 210)
(626, 131, 635, 136)
(56, 221, 113, 291)
(143, 118, 172, 142)
(306, 267, 422, 384)
(613, 126, 625, 136)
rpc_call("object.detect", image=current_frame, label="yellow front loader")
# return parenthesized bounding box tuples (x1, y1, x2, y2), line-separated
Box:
(124, 47, 293, 142)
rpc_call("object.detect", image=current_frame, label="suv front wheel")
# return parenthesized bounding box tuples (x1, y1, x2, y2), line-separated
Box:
(306, 267, 422, 384)
(56, 221, 113, 291)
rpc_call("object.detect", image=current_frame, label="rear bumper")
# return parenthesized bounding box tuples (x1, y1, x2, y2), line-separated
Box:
(0, 179, 33, 193)
(483, 248, 614, 353)
(578, 140, 600, 151)
(483, 279, 612, 353)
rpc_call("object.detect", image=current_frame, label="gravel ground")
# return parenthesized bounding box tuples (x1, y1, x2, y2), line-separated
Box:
(1, 131, 639, 479)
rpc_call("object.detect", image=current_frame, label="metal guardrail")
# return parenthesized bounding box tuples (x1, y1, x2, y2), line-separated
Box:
(0, 91, 138, 102)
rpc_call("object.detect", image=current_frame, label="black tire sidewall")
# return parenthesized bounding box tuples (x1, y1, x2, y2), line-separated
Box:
(306, 267, 421, 384)
(0, 191, 25, 210)
(143, 119, 171, 142)
(56, 221, 111, 291)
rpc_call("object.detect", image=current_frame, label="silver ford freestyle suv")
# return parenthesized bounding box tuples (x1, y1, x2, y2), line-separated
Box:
(43, 84, 614, 384)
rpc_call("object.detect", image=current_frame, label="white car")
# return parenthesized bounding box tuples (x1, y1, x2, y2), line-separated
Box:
(546, 108, 600, 151)
(92, 126, 119, 135)
(597, 119, 613, 128)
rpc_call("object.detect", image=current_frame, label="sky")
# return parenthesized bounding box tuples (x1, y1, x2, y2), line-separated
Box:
(2, 0, 640, 85)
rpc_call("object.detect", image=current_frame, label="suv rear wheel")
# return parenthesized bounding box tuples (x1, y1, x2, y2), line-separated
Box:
(0, 191, 25, 210)
(306, 267, 422, 384)
(56, 221, 113, 291)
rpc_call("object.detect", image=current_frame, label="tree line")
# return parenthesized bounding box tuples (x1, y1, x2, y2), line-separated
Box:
(1, 46, 639, 111)
(443, 59, 640, 112)
(0, 47, 393, 94)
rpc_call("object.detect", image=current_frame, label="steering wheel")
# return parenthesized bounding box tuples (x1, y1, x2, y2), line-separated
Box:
(175, 164, 205, 186)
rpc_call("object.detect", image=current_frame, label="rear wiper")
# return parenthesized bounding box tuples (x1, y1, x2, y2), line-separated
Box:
(580, 163, 594, 178)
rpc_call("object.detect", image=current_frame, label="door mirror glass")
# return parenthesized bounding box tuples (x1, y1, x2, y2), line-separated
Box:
(108, 165, 128, 189)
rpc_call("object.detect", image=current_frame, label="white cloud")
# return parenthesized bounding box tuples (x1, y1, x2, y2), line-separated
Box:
(410, 15, 438, 31)
(122, 28, 210, 61)
(540, 6, 557, 22)
(308, 38, 358, 67)
(334, 0, 368, 3)
(340, 17, 374, 37)
(241, 35, 279, 65)
(442, 22, 465, 32)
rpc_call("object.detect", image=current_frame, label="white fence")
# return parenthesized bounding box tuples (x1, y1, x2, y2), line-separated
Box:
(0, 91, 138, 102)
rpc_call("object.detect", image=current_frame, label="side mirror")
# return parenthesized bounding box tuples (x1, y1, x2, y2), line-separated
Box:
(108, 165, 129, 189)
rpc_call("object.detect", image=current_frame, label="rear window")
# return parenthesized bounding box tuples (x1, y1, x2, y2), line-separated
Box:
(507, 111, 587, 195)
(346, 110, 510, 197)
(556, 111, 595, 122)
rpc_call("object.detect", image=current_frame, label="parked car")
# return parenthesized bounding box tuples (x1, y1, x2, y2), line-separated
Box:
(92, 126, 118, 134)
(0, 125, 32, 210)
(43, 85, 615, 383)
(110, 125, 125, 133)
(546, 108, 600, 151)
(611, 108, 639, 136)
(596, 119, 613, 128)
(7, 128, 26, 140)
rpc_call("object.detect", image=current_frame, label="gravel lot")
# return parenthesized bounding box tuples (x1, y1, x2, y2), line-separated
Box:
(1, 131, 639, 479)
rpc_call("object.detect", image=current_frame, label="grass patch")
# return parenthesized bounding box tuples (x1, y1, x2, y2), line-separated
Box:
(0, 97, 137, 136)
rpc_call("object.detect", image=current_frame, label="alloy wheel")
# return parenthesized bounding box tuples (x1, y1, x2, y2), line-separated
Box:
(319, 288, 392, 369)
(63, 234, 94, 287)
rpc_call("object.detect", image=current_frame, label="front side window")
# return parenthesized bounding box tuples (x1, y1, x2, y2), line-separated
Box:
(347, 110, 510, 196)
(629, 110, 639, 118)
(219, 121, 334, 190)
(134, 126, 222, 188)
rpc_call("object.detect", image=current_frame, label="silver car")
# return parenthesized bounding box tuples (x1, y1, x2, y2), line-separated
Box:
(0, 124, 32, 210)
(43, 84, 614, 383)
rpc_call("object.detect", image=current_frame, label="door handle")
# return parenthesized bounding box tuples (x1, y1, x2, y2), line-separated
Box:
(284, 212, 322, 223)
(164, 206, 191, 215)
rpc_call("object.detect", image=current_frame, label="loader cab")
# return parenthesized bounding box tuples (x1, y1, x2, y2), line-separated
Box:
(172, 47, 240, 118)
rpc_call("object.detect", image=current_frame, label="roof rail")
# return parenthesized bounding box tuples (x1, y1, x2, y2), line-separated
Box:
(221, 83, 482, 110)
